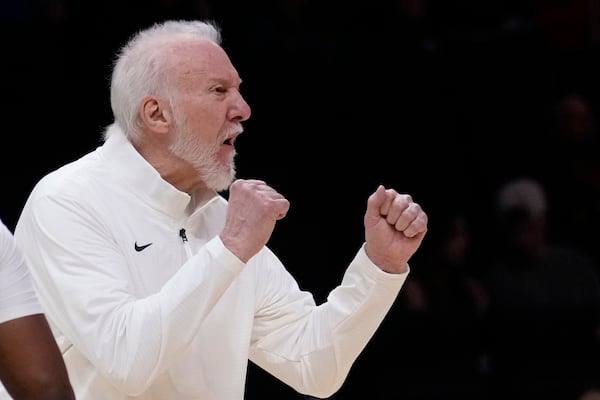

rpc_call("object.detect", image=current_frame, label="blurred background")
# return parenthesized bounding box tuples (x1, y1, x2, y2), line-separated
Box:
(2, 0, 600, 399)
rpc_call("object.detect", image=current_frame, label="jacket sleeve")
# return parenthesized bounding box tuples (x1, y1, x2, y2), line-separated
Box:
(248, 245, 408, 398)
(0, 220, 42, 323)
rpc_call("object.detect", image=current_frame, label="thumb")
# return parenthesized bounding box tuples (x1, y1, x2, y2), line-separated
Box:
(365, 185, 388, 224)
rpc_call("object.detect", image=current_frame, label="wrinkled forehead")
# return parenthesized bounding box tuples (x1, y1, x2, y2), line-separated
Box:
(166, 39, 239, 85)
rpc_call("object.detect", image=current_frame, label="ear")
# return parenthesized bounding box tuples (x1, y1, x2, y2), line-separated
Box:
(140, 96, 173, 134)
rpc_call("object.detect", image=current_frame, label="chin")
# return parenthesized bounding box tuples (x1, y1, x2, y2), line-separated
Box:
(209, 169, 235, 192)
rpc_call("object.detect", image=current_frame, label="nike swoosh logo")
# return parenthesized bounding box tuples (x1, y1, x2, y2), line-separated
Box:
(134, 242, 153, 252)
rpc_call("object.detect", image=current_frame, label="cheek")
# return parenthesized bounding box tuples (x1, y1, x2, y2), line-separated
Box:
(190, 110, 222, 138)
(179, 99, 228, 142)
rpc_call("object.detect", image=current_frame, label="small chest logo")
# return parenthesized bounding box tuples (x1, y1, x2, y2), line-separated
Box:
(134, 242, 153, 252)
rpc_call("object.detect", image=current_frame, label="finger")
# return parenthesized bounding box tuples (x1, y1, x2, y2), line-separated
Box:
(242, 178, 266, 186)
(400, 210, 428, 238)
(365, 185, 388, 222)
(254, 182, 285, 200)
(379, 188, 399, 217)
(385, 194, 412, 224)
(391, 200, 418, 231)
(274, 198, 290, 220)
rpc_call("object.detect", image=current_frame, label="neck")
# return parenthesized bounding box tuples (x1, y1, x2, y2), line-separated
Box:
(134, 140, 206, 194)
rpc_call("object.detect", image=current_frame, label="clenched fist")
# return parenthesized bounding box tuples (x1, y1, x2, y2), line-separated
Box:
(364, 185, 428, 274)
(220, 179, 290, 263)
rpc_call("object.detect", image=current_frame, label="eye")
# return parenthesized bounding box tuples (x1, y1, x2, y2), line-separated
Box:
(214, 86, 227, 94)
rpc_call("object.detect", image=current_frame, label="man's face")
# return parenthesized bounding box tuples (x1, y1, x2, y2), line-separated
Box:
(168, 40, 251, 192)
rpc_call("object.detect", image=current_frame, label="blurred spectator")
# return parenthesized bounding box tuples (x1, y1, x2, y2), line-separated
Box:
(482, 177, 600, 400)
(532, 0, 595, 47)
(545, 93, 600, 269)
(580, 387, 600, 400)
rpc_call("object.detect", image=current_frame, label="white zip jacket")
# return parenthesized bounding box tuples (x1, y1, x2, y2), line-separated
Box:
(12, 125, 408, 400)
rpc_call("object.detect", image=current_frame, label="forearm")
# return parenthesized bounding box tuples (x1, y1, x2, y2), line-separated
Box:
(0, 315, 75, 400)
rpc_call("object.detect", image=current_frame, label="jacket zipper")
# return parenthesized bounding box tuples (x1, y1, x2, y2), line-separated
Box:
(179, 228, 193, 259)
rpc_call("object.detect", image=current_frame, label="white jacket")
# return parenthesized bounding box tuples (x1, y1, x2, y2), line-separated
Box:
(12, 124, 408, 400)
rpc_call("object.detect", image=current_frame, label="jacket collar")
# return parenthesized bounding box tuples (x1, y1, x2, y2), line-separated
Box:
(100, 124, 193, 220)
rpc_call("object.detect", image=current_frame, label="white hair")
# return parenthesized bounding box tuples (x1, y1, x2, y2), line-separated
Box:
(105, 20, 222, 143)
(497, 178, 548, 219)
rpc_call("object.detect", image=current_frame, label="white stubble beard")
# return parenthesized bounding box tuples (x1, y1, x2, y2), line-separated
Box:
(169, 118, 237, 192)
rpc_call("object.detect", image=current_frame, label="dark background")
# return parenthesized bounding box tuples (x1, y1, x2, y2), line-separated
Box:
(2, 0, 600, 399)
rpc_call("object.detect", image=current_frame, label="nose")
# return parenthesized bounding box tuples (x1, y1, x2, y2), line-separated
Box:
(230, 91, 251, 122)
